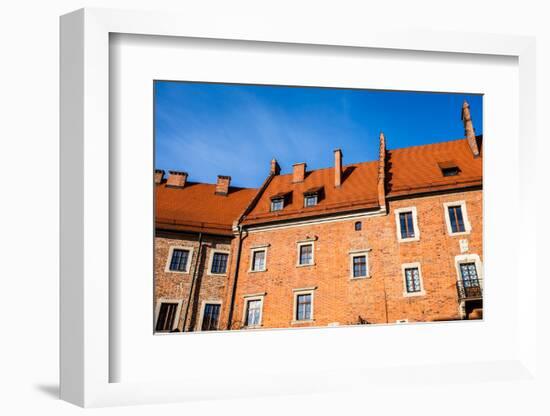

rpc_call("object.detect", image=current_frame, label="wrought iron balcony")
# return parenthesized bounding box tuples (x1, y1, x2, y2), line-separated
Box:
(456, 279, 483, 301)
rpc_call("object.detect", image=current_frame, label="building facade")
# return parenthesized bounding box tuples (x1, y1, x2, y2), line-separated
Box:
(155, 101, 483, 333)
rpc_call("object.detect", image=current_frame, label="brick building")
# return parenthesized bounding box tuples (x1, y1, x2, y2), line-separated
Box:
(155, 101, 483, 333)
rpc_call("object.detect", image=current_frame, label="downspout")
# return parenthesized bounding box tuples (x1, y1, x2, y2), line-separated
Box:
(226, 226, 247, 329)
(182, 232, 203, 332)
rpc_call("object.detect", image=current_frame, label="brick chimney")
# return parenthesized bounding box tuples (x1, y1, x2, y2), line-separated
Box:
(377, 132, 386, 210)
(292, 163, 306, 183)
(154, 169, 165, 184)
(215, 175, 231, 196)
(270, 158, 281, 175)
(334, 149, 343, 187)
(462, 101, 480, 157)
(166, 170, 188, 188)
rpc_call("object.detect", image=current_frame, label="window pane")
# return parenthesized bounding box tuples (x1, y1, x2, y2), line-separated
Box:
(304, 195, 317, 207)
(156, 303, 178, 331)
(449, 206, 465, 233)
(169, 249, 189, 271)
(399, 212, 415, 239)
(405, 267, 421, 293)
(460, 262, 479, 287)
(201, 303, 221, 331)
(299, 244, 313, 265)
(211, 252, 228, 274)
(353, 255, 367, 277)
(355, 221, 362, 231)
(296, 294, 312, 320)
(271, 198, 284, 211)
(252, 250, 265, 271)
(246, 300, 261, 326)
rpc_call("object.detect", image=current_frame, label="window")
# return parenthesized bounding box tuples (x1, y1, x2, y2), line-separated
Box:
(354, 221, 362, 231)
(399, 212, 415, 239)
(245, 299, 262, 327)
(251, 249, 266, 271)
(168, 248, 190, 272)
(448, 205, 465, 233)
(271, 197, 284, 211)
(155, 302, 179, 332)
(296, 294, 312, 321)
(404, 267, 422, 293)
(210, 251, 229, 274)
(352, 255, 368, 278)
(201, 303, 221, 331)
(298, 243, 313, 266)
(444, 201, 471, 235)
(438, 161, 460, 177)
(394, 207, 420, 242)
(304, 194, 318, 207)
(460, 262, 480, 288)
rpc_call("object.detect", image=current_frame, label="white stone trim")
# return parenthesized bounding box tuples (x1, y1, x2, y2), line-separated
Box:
(401, 262, 426, 297)
(349, 250, 371, 279)
(296, 240, 315, 267)
(206, 249, 230, 276)
(154, 298, 183, 332)
(244, 207, 387, 233)
(242, 294, 265, 328)
(249, 246, 268, 272)
(394, 206, 420, 243)
(292, 287, 316, 323)
(164, 245, 194, 274)
(443, 200, 472, 236)
(197, 300, 222, 331)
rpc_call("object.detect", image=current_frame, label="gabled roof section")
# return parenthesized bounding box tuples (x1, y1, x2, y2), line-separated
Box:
(156, 181, 257, 236)
(241, 161, 380, 226)
(386, 137, 482, 197)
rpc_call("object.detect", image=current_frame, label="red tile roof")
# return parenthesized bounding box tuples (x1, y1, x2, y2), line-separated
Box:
(156, 182, 257, 236)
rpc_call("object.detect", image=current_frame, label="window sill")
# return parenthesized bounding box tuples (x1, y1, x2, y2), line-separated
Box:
(243, 324, 263, 329)
(296, 263, 315, 268)
(291, 319, 315, 325)
(448, 231, 471, 237)
(403, 291, 426, 298)
(248, 269, 267, 273)
(397, 237, 420, 243)
(350, 275, 371, 280)
(163, 270, 191, 275)
(207, 272, 228, 277)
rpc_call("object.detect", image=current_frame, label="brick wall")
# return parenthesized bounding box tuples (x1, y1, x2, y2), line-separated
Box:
(226, 189, 482, 329)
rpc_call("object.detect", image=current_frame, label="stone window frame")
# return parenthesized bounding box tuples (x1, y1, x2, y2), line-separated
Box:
(154, 298, 183, 332)
(443, 200, 472, 236)
(197, 300, 223, 331)
(206, 248, 230, 276)
(291, 287, 317, 324)
(349, 248, 372, 279)
(249, 244, 269, 272)
(164, 245, 194, 274)
(454, 254, 483, 318)
(242, 293, 266, 329)
(296, 239, 316, 267)
(394, 206, 420, 243)
(401, 262, 426, 297)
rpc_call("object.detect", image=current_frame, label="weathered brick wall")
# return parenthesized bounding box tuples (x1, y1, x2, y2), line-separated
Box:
(154, 231, 233, 331)
(227, 189, 482, 329)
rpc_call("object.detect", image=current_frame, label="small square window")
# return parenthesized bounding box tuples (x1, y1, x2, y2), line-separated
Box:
(251, 250, 266, 271)
(169, 249, 190, 272)
(271, 198, 284, 211)
(354, 221, 362, 231)
(304, 194, 318, 207)
(298, 244, 313, 265)
(442, 166, 460, 177)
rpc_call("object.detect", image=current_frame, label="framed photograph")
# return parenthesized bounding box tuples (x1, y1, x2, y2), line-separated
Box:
(60, 8, 538, 408)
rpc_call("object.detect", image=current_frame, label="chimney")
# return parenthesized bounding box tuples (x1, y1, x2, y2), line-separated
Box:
(154, 169, 165, 184)
(270, 158, 281, 175)
(461, 101, 480, 157)
(215, 175, 231, 196)
(292, 162, 306, 183)
(166, 170, 188, 188)
(377, 132, 386, 210)
(334, 149, 343, 187)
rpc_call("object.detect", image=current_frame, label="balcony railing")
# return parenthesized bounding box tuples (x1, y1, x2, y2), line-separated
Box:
(456, 279, 483, 301)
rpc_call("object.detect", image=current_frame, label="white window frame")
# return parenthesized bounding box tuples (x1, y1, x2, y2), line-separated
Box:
(296, 240, 315, 267)
(303, 193, 318, 207)
(349, 249, 372, 279)
(197, 300, 223, 331)
(249, 245, 268, 272)
(154, 299, 183, 332)
(270, 197, 284, 212)
(394, 207, 420, 242)
(443, 200, 472, 236)
(164, 245, 194, 274)
(206, 249, 230, 276)
(292, 287, 316, 324)
(401, 262, 426, 297)
(242, 293, 265, 328)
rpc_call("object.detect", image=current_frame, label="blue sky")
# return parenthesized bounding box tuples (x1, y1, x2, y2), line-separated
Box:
(155, 82, 482, 188)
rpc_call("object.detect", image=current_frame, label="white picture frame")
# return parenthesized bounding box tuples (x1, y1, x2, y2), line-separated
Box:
(60, 7, 539, 408)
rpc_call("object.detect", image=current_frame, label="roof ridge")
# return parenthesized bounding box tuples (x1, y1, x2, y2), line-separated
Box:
(387, 137, 467, 153)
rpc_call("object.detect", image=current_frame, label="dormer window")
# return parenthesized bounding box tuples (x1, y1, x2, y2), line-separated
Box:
(271, 198, 284, 212)
(438, 161, 460, 177)
(303, 187, 322, 208)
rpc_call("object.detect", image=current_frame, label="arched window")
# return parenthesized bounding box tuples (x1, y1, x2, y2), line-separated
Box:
(354, 221, 362, 231)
